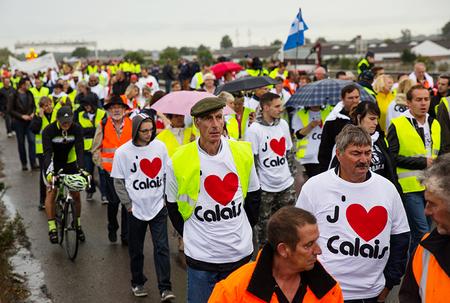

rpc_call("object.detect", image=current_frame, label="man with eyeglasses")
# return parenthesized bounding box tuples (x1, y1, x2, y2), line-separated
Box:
(42, 106, 87, 244)
(111, 113, 175, 300)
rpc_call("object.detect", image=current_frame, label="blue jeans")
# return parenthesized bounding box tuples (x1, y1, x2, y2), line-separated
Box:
(404, 191, 431, 254)
(187, 267, 232, 303)
(12, 119, 36, 167)
(128, 208, 172, 294)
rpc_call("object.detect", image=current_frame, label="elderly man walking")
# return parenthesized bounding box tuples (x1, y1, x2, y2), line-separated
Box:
(92, 95, 132, 244)
(165, 97, 261, 303)
(399, 154, 450, 303)
(297, 125, 410, 302)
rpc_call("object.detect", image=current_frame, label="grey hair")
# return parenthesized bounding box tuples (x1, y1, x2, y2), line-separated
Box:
(217, 91, 234, 104)
(335, 124, 371, 153)
(77, 80, 88, 89)
(419, 154, 450, 209)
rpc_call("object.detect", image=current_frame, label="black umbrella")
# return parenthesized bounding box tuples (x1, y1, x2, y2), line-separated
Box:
(214, 76, 280, 94)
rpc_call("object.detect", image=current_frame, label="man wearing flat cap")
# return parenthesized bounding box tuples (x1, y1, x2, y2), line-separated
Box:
(165, 97, 262, 303)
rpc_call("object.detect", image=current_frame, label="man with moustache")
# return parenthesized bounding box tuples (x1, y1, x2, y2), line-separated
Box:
(297, 125, 410, 302)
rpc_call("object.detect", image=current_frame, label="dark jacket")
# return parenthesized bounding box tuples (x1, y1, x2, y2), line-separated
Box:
(318, 109, 352, 172)
(112, 79, 129, 96)
(42, 121, 84, 173)
(0, 86, 15, 112)
(7, 90, 35, 121)
(29, 112, 53, 135)
(387, 115, 444, 171)
(436, 100, 450, 154)
(399, 228, 450, 303)
(429, 91, 447, 119)
(162, 64, 176, 81)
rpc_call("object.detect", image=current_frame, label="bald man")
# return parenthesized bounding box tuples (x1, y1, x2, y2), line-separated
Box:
(409, 62, 434, 89)
(314, 66, 327, 81)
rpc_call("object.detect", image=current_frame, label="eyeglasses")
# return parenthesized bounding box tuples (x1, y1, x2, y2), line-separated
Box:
(139, 128, 153, 133)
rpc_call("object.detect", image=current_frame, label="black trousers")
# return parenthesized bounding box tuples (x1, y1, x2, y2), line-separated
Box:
(128, 208, 172, 293)
(104, 171, 128, 240)
(37, 155, 46, 205)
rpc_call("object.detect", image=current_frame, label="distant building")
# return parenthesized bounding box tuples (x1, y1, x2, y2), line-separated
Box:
(321, 38, 450, 70)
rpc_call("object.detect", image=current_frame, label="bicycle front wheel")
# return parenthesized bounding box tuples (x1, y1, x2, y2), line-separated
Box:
(63, 199, 79, 261)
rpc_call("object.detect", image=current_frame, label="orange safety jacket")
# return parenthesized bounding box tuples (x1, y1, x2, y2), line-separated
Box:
(100, 116, 132, 172)
(283, 79, 297, 95)
(399, 229, 450, 303)
(209, 245, 343, 303)
(120, 94, 138, 110)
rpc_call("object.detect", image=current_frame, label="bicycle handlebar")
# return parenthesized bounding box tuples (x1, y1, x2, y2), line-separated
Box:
(50, 170, 92, 191)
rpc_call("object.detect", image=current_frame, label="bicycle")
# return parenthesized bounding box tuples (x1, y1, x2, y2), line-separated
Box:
(52, 170, 90, 261)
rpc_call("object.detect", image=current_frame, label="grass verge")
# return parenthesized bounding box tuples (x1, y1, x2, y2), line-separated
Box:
(0, 181, 31, 302)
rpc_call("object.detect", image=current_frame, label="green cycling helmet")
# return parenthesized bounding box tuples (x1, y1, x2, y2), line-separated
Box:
(63, 174, 88, 192)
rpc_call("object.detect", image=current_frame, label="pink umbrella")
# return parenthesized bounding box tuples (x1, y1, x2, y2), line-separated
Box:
(210, 62, 243, 79)
(150, 91, 234, 116)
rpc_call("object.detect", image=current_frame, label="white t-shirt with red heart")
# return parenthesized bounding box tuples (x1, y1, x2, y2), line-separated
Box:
(244, 119, 294, 192)
(296, 169, 410, 300)
(165, 138, 260, 264)
(111, 140, 168, 221)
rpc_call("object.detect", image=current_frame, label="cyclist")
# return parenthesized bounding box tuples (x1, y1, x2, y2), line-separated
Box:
(42, 106, 88, 244)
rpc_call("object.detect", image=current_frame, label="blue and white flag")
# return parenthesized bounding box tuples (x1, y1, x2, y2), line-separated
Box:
(283, 10, 309, 51)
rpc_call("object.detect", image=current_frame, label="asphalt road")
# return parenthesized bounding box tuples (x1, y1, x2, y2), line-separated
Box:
(0, 123, 401, 303)
(0, 126, 187, 303)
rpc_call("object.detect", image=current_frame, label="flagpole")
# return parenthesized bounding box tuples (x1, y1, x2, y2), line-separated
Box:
(295, 7, 301, 72)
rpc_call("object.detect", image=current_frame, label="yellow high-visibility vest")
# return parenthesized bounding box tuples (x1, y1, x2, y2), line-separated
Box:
(391, 116, 441, 193)
(35, 113, 54, 154)
(295, 107, 332, 160)
(171, 140, 253, 221)
(156, 127, 193, 158)
(77, 109, 106, 151)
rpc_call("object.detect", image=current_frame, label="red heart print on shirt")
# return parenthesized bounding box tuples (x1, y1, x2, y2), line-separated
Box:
(139, 158, 162, 179)
(204, 173, 239, 206)
(346, 204, 388, 242)
(270, 137, 286, 156)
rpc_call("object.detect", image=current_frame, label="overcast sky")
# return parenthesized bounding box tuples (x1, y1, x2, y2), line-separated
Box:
(1, 0, 449, 51)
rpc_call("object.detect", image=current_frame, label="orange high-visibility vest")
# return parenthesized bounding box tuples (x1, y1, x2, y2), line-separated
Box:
(411, 233, 450, 303)
(120, 95, 138, 110)
(100, 116, 132, 172)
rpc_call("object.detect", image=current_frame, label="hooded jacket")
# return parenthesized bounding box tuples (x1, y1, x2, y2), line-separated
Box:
(113, 113, 156, 210)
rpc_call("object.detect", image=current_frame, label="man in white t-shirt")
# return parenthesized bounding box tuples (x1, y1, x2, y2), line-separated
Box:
(165, 97, 261, 303)
(137, 68, 160, 94)
(296, 124, 410, 302)
(88, 74, 106, 101)
(111, 113, 175, 301)
(245, 92, 295, 246)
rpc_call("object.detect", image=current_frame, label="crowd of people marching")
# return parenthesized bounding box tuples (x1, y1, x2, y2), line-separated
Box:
(0, 53, 449, 303)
